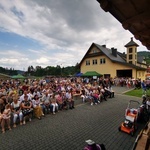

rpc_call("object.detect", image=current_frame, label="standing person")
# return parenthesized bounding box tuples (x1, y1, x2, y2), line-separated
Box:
(141, 80, 147, 95)
(1, 103, 11, 133)
(11, 95, 23, 127)
(126, 78, 131, 89)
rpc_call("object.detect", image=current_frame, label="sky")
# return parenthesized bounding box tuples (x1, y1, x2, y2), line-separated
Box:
(0, 0, 148, 71)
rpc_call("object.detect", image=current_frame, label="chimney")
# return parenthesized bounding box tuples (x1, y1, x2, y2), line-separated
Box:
(111, 47, 117, 57)
(102, 44, 106, 48)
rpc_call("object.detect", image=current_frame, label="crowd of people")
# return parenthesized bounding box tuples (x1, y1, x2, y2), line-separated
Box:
(0, 76, 115, 133)
(1, 76, 150, 134)
(113, 77, 150, 91)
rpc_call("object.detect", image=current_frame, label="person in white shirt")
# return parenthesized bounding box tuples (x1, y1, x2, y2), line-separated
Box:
(41, 91, 51, 114)
(33, 89, 41, 98)
(19, 90, 32, 102)
(11, 95, 23, 127)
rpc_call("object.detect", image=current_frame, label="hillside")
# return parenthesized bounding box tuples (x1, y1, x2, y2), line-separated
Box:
(138, 51, 150, 57)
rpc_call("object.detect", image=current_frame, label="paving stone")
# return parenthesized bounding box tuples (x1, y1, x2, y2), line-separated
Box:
(0, 86, 146, 150)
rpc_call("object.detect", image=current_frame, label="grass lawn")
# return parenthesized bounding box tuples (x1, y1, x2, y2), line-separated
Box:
(124, 88, 150, 98)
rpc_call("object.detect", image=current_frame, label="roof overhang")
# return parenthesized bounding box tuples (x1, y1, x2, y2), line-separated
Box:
(97, 0, 150, 50)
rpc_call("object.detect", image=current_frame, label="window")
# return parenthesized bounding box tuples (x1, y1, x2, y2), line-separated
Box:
(93, 49, 97, 53)
(129, 55, 132, 59)
(100, 58, 106, 64)
(129, 48, 132, 53)
(129, 61, 132, 64)
(86, 60, 90, 65)
(92, 59, 97, 65)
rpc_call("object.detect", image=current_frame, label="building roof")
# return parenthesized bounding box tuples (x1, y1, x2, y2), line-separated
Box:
(137, 55, 145, 64)
(95, 43, 124, 63)
(96, 0, 150, 50)
(80, 43, 147, 70)
(125, 37, 139, 47)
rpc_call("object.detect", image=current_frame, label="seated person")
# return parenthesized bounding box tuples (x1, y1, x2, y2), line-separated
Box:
(80, 86, 90, 103)
(11, 95, 23, 127)
(62, 92, 68, 110)
(32, 95, 44, 120)
(99, 86, 107, 101)
(21, 95, 33, 124)
(65, 90, 75, 109)
(86, 93, 95, 106)
(91, 92, 100, 105)
(50, 95, 58, 114)
(41, 91, 51, 114)
(55, 92, 63, 111)
(104, 86, 114, 98)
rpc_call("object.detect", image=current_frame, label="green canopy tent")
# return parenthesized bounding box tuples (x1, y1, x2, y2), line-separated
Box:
(82, 71, 103, 77)
(11, 74, 26, 79)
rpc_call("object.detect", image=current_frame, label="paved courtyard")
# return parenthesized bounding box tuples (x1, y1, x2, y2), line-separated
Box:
(0, 86, 145, 150)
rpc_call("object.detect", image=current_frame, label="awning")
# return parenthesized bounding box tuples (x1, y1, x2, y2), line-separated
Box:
(82, 71, 103, 77)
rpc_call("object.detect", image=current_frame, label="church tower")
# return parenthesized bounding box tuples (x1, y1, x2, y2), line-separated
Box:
(125, 37, 139, 65)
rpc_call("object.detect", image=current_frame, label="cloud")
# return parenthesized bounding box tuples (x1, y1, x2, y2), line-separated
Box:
(36, 57, 49, 65)
(0, 0, 148, 70)
(0, 50, 26, 57)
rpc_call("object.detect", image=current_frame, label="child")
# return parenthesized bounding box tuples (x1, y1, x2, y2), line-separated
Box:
(1, 103, 11, 133)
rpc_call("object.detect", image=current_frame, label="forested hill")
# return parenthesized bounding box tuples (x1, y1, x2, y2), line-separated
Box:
(138, 51, 150, 57)
(138, 51, 150, 65)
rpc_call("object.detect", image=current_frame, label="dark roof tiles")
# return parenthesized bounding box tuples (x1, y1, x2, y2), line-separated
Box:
(124, 37, 139, 47)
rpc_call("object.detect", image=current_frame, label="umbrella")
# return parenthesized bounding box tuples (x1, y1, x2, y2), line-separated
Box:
(11, 74, 26, 79)
(82, 71, 103, 77)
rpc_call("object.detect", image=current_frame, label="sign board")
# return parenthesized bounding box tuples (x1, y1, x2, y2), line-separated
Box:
(93, 76, 97, 79)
